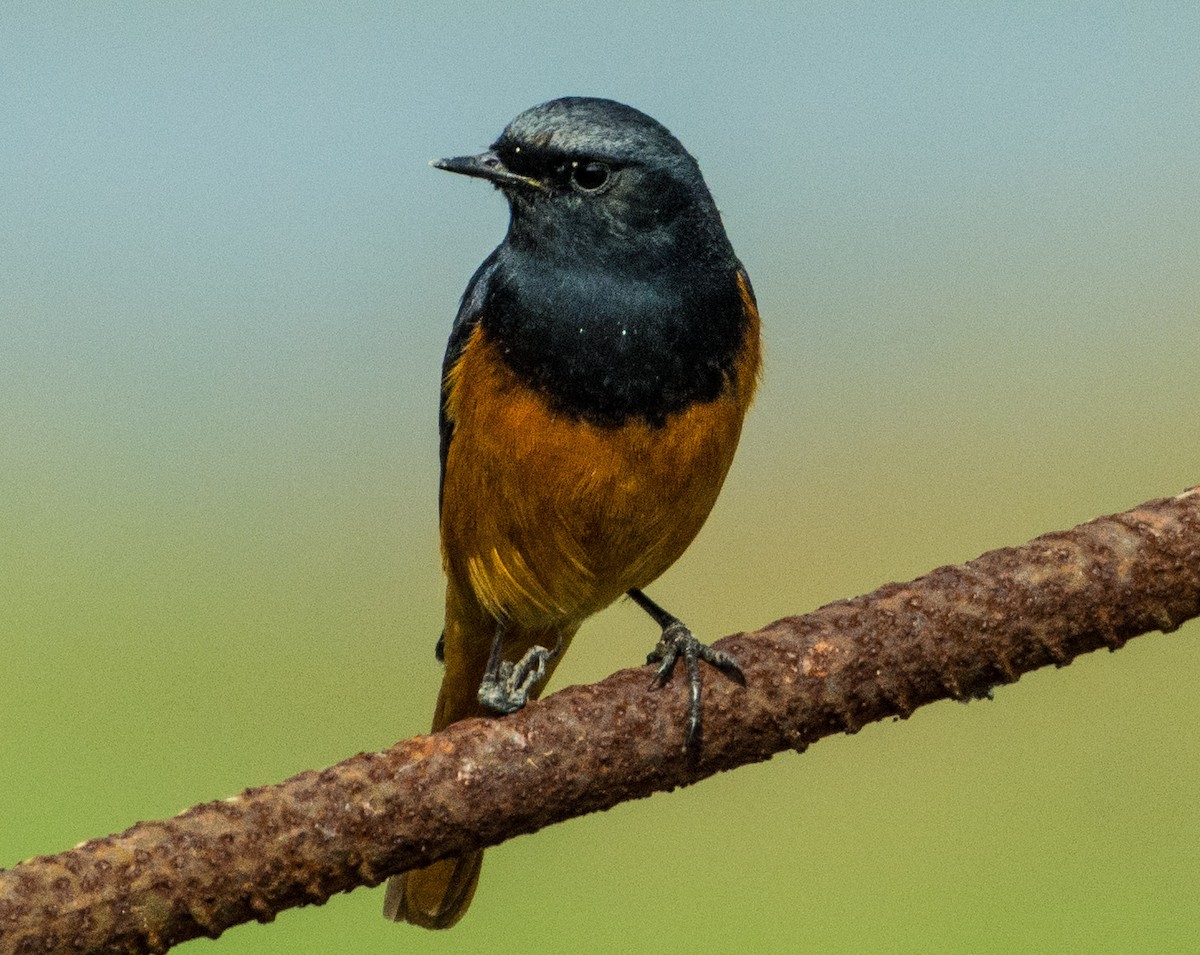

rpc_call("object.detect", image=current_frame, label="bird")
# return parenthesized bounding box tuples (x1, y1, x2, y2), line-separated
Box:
(383, 96, 762, 929)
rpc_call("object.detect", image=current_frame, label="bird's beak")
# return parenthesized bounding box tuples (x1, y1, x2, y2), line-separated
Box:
(431, 151, 546, 192)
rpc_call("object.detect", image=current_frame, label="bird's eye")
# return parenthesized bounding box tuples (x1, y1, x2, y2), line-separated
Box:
(570, 161, 611, 193)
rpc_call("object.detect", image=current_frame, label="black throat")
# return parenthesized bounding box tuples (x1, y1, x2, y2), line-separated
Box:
(480, 244, 747, 428)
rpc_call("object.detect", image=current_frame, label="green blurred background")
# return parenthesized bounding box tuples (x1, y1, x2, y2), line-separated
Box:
(3, 3, 1197, 952)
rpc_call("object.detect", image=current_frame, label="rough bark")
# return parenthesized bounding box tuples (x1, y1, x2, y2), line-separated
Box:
(2, 488, 1198, 955)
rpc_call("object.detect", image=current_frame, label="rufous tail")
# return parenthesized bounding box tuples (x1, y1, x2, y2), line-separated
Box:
(383, 612, 575, 929)
(382, 848, 483, 929)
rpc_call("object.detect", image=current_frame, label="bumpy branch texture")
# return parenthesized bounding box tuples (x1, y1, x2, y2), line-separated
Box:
(2, 488, 1198, 955)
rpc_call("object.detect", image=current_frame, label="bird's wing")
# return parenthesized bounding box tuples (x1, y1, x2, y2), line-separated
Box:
(439, 249, 501, 514)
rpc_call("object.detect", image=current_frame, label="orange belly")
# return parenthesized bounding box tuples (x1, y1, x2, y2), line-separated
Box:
(440, 281, 761, 630)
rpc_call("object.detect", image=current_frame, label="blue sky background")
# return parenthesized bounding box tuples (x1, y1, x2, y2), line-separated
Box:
(3, 4, 1197, 952)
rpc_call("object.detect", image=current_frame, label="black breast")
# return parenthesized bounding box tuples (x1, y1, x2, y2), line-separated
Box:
(481, 255, 747, 428)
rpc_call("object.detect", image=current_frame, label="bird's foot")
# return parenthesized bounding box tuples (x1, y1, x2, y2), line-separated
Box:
(478, 641, 561, 715)
(648, 621, 744, 749)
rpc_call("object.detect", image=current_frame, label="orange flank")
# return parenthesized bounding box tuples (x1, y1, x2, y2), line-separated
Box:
(440, 276, 761, 637)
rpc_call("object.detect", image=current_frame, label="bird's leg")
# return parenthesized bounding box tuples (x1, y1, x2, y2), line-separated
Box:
(477, 621, 562, 715)
(627, 588, 744, 748)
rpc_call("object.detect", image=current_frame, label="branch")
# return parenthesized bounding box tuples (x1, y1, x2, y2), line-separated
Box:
(3, 488, 1198, 954)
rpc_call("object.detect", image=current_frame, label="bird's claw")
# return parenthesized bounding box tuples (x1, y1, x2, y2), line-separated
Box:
(647, 621, 744, 748)
(478, 642, 559, 714)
